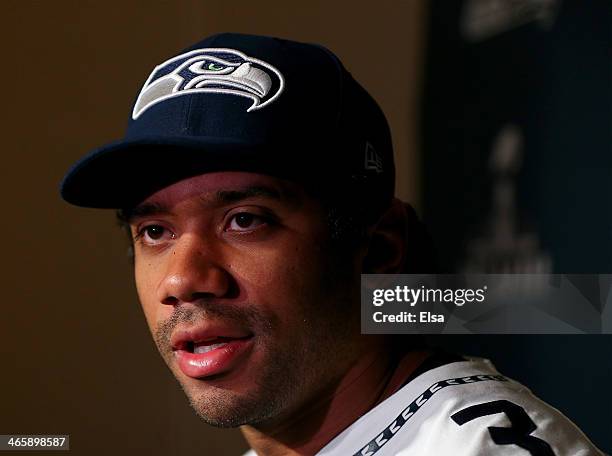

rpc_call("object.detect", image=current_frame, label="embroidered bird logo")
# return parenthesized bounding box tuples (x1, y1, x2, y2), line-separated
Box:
(132, 48, 285, 119)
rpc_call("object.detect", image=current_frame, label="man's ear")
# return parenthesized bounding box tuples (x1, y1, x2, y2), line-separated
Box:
(362, 198, 408, 274)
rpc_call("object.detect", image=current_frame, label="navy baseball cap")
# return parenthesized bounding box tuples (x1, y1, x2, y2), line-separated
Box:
(60, 33, 395, 210)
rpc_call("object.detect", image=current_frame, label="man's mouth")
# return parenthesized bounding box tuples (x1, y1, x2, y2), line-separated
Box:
(171, 329, 254, 379)
(192, 338, 233, 354)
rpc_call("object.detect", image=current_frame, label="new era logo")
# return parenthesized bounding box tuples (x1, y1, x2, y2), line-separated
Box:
(364, 142, 383, 174)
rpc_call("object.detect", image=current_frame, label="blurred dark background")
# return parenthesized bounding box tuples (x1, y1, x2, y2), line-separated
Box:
(422, 1, 611, 453)
(1, 1, 609, 454)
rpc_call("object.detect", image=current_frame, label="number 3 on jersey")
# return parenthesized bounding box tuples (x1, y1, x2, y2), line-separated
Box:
(451, 400, 555, 455)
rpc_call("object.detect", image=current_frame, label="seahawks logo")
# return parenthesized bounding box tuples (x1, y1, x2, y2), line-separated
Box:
(132, 48, 285, 119)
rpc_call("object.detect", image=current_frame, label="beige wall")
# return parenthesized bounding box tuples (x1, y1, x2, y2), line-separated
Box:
(1, 2, 426, 454)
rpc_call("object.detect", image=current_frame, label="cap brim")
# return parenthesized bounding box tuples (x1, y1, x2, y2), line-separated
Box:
(60, 136, 293, 209)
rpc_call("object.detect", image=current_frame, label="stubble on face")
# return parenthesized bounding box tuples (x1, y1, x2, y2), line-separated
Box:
(151, 266, 358, 429)
(134, 172, 364, 429)
(153, 300, 290, 427)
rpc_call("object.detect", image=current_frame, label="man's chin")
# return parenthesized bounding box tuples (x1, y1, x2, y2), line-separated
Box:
(181, 383, 281, 428)
(163, 340, 305, 428)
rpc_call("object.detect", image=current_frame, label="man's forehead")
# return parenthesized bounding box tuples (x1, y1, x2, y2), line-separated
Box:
(134, 171, 303, 212)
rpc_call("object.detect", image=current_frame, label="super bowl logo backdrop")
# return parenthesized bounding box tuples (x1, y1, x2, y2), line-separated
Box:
(420, 0, 611, 450)
(422, 0, 611, 274)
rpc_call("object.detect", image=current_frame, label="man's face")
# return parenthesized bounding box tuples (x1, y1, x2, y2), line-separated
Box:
(129, 171, 365, 427)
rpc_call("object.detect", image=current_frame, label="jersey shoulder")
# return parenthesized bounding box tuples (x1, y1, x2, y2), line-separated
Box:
(319, 358, 605, 456)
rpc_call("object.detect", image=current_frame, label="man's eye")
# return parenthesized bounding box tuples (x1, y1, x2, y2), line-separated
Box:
(227, 213, 267, 232)
(145, 225, 165, 240)
(136, 225, 174, 243)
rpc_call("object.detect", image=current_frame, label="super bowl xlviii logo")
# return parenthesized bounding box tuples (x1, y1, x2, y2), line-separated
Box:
(132, 48, 285, 119)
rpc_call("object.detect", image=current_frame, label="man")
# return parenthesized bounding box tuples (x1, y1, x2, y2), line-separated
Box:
(61, 33, 604, 455)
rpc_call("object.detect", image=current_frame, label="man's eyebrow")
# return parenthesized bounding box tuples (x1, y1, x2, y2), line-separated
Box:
(121, 185, 300, 223)
(211, 186, 285, 205)
(121, 202, 169, 224)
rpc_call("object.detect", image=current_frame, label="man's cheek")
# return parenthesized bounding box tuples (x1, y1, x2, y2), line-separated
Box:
(230, 245, 301, 287)
(134, 269, 162, 332)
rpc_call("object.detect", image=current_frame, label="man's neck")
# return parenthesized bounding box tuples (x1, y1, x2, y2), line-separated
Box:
(240, 347, 430, 456)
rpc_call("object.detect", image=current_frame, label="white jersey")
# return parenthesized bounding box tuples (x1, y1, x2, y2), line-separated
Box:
(244, 358, 605, 456)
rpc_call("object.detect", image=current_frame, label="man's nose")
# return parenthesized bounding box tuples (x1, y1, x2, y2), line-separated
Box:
(156, 234, 231, 305)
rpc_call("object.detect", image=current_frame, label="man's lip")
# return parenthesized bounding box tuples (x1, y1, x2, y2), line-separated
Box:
(170, 324, 253, 351)
(174, 337, 254, 379)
